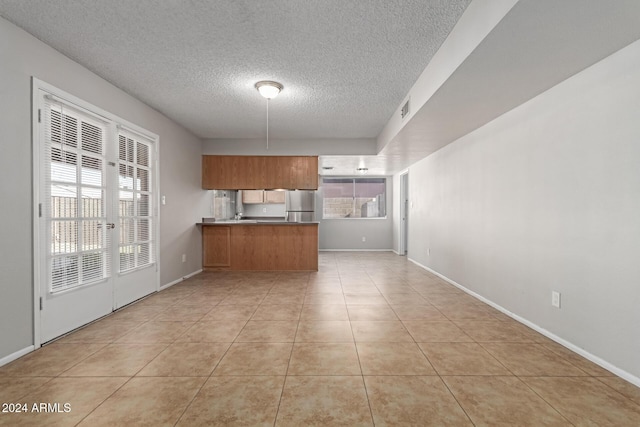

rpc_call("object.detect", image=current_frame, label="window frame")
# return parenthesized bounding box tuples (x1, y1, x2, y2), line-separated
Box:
(320, 176, 388, 220)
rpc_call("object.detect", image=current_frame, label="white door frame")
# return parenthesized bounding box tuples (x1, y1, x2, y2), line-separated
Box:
(399, 171, 409, 256)
(32, 78, 160, 348)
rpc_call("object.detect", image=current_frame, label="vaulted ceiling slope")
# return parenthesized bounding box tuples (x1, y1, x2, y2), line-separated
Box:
(0, 0, 471, 140)
(371, 0, 640, 174)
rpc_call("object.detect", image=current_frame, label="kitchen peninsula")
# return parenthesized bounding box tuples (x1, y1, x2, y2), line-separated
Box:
(199, 221, 318, 271)
(200, 155, 319, 271)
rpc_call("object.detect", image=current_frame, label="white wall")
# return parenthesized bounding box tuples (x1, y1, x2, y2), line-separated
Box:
(318, 177, 393, 251)
(0, 18, 208, 361)
(405, 39, 640, 380)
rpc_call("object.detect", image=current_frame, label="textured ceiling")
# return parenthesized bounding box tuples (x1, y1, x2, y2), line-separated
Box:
(3, 1, 640, 177)
(0, 0, 471, 139)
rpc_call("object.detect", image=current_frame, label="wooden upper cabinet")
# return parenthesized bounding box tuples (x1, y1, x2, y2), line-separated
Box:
(296, 156, 319, 189)
(202, 155, 318, 190)
(202, 155, 232, 189)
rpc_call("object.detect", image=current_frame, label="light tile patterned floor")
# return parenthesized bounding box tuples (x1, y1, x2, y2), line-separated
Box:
(1, 252, 640, 426)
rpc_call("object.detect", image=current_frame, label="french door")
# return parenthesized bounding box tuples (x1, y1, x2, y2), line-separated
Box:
(114, 130, 157, 307)
(35, 82, 158, 343)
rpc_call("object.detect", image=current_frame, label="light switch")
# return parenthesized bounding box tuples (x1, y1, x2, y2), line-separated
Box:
(161, 196, 166, 205)
(551, 291, 561, 308)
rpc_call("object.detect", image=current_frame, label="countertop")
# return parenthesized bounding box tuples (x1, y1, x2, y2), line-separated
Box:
(197, 220, 319, 225)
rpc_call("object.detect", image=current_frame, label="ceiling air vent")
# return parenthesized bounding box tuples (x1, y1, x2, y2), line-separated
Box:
(401, 98, 410, 120)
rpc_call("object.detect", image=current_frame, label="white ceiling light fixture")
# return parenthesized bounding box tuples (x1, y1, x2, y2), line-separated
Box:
(255, 81, 283, 99)
(356, 167, 369, 174)
(255, 80, 283, 151)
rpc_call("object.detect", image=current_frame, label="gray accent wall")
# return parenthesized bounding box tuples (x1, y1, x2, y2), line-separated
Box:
(402, 39, 640, 379)
(0, 18, 208, 360)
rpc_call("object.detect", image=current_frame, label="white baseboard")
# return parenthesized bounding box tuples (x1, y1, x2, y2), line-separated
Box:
(408, 257, 640, 388)
(0, 345, 35, 367)
(160, 269, 203, 291)
(185, 269, 203, 279)
(319, 249, 394, 252)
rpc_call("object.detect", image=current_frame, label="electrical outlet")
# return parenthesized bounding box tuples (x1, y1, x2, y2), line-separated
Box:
(161, 195, 166, 205)
(262, 207, 267, 213)
(182, 254, 186, 263)
(362, 236, 366, 242)
(551, 291, 561, 308)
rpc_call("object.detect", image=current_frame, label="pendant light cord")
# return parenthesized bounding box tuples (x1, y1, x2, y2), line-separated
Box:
(266, 98, 269, 151)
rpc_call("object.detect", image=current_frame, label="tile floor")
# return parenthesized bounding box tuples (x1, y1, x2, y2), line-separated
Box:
(1, 252, 640, 426)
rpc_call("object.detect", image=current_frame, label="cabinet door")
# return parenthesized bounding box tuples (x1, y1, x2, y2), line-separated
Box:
(203, 226, 231, 267)
(202, 155, 236, 189)
(263, 156, 283, 189)
(280, 156, 298, 189)
(242, 190, 264, 204)
(264, 190, 285, 204)
(234, 156, 264, 189)
(297, 156, 318, 189)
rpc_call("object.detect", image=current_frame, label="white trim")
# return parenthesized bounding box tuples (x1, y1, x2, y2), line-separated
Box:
(159, 269, 203, 291)
(32, 78, 42, 349)
(408, 257, 640, 388)
(0, 345, 35, 367)
(154, 137, 161, 292)
(185, 269, 203, 279)
(398, 171, 409, 256)
(319, 249, 394, 252)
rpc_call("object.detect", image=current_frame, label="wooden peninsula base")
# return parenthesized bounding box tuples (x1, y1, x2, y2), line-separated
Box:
(202, 223, 318, 271)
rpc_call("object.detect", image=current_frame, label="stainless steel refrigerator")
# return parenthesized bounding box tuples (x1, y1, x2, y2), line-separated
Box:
(285, 190, 315, 222)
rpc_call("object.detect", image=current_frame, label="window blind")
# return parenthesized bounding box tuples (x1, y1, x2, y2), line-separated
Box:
(43, 96, 112, 292)
(117, 128, 156, 272)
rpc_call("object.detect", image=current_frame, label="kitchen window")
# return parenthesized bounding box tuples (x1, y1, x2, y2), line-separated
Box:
(321, 177, 386, 219)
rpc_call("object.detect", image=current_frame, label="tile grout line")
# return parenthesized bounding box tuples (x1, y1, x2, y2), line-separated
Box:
(345, 274, 376, 426)
(73, 375, 137, 426)
(511, 375, 577, 426)
(272, 274, 307, 426)
(437, 374, 478, 426)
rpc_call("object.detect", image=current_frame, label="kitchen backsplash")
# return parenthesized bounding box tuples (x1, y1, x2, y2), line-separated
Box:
(242, 203, 286, 218)
(211, 190, 286, 219)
